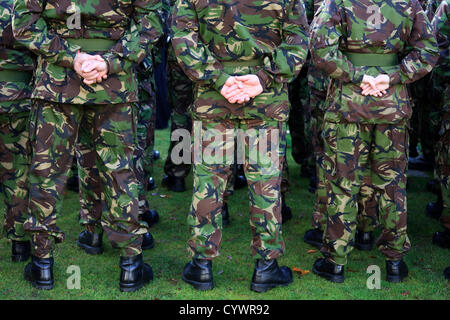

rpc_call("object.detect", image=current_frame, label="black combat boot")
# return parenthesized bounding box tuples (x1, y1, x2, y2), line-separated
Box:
(281, 201, 292, 224)
(386, 259, 408, 283)
(426, 201, 443, 220)
(12, 240, 31, 262)
(444, 267, 450, 280)
(141, 209, 159, 227)
(161, 175, 186, 192)
(147, 177, 156, 191)
(182, 259, 214, 291)
(77, 230, 104, 255)
(152, 149, 160, 160)
(142, 232, 155, 250)
(312, 258, 345, 283)
(303, 228, 323, 248)
(119, 254, 153, 292)
(432, 228, 450, 249)
(250, 259, 293, 293)
(355, 231, 374, 251)
(222, 203, 230, 226)
(24, 256, 54, 290)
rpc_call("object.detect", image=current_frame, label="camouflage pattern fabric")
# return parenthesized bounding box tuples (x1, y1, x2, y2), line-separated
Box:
(77, 57, 157, 230)
(172, 0, 309, 260)
(432, 0, 450, 229)
(135, 56, 158, 212)
(12, 0, 163, 105)
(310, 0, 439, 125)
(164, 46, 193, 179)
(171, 0, 309, 122)
(27, 100, 148, 259)
(319, 122, 411, 264)
(188, 119, 287, 260)
(12, 0, 163, 259)
(0, 0, 35, 241)
(310, 0, 439, 264)
(0, 111, 31, 241)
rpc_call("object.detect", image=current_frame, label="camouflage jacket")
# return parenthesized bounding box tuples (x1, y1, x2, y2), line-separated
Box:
(0, 0, 35, 113)
(310, 0, 439, 124)
(12, 0, 163, 105)
(171, 0, 309, 98)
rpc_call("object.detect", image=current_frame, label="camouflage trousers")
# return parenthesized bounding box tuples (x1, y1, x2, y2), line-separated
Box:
(310, 89, 378, 233)
(164, 50, 193, 179)
(435, 87, 450, 230)
(134, 89, 156, 214)
(188, 119, 287, 260)
(77, 99, 154, 230)
(27, 100, 146, 258)
(0, 109, 30, 241)
(320, 122, 411, 265)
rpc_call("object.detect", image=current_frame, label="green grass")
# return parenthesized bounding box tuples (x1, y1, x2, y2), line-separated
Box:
(0, 127, 448, 300)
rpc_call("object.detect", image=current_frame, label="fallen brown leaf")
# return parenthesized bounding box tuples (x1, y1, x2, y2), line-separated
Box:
(292, 267, 310, 276)
(307, 249, 317, 254)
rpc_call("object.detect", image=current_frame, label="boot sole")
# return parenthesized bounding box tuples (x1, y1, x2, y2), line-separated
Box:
(120, 272, 153, 292)
(77, 240, 104, 255)
(182, 275, 214, 291)
(386, 274, 408, 283)
(312, 265, 344, 283)
(24, 272, 54, 290)
(142, 242, 155, 250)
(250, 279, 293, 293)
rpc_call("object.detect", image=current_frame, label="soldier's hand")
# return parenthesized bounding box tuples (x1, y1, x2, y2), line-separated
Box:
(81, 56, 108, 85)
(360, 74, 389, 97)
(74, 52, 108, 85)
(221, 77, 251, 104)
(225, 75, 263, 104)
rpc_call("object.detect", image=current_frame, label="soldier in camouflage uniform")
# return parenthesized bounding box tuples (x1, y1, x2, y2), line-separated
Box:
(408, 0, 443, 173)
(303, 0, 379, 251)
(75, 54, 160, 256)
(0, 0, 34, 262)
(430, 0, 450, 252)
(423, 0, 447, 219)
(161, 0, 194, 193)
(172, 0, 309, 292)
(12, 0, 163, 291)
(310, 0, 439, 283)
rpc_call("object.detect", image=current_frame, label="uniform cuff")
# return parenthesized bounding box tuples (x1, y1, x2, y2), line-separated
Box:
(103, 52, 123, 75)
(212, 72, 231, 92)
(256, 69, 272, 90)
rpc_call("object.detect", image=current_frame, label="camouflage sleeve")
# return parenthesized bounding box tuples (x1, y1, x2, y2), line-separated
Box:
(255, 0, 310, 88)
(309, 0, 366, 84)
(103, 0, 163, 75)
(12, 0, 81, 69)
(171, 0, 232, 92)
(389, 0, 439, 85)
